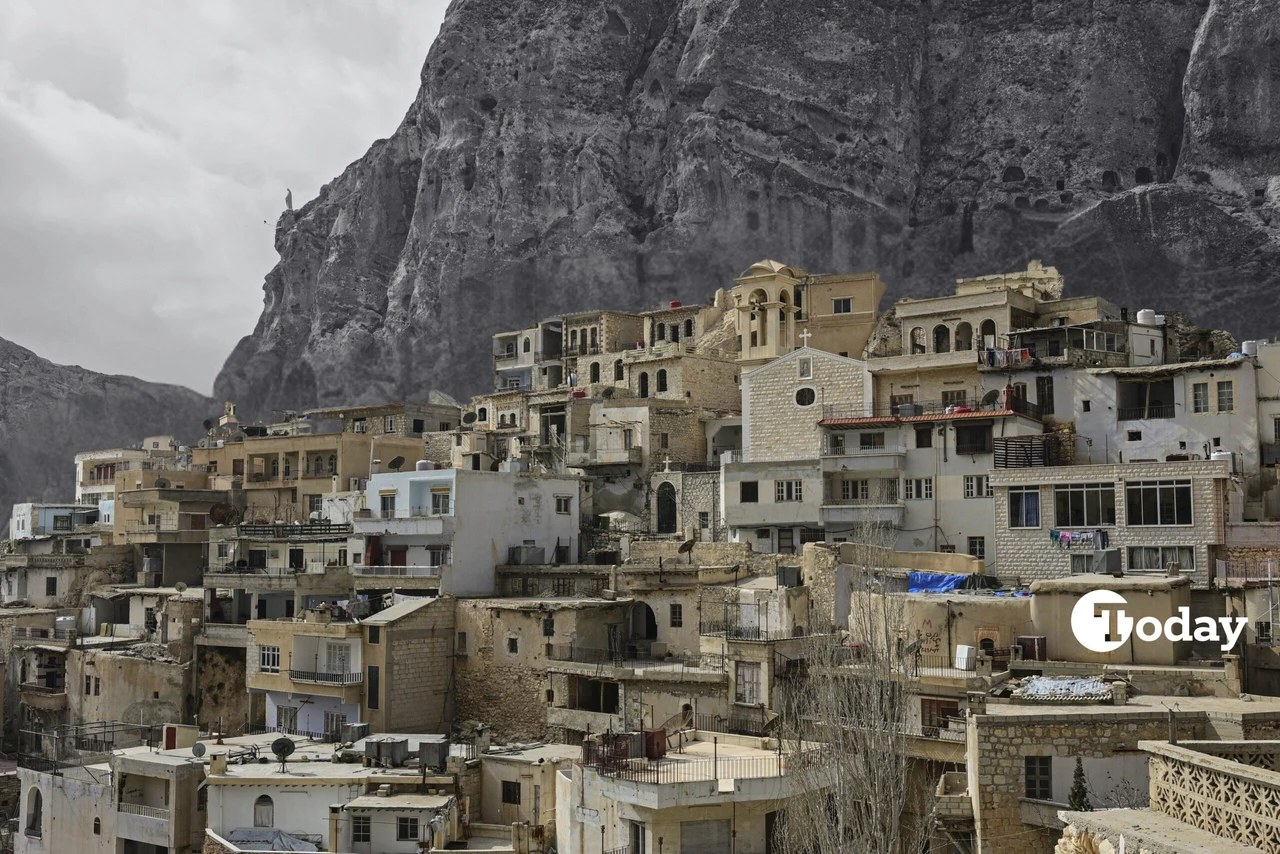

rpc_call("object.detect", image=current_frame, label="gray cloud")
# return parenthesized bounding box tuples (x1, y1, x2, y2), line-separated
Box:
(0, 0, 449, 393)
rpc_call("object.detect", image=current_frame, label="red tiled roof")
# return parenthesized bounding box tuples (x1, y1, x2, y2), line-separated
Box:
(819, 409, 1026, 427)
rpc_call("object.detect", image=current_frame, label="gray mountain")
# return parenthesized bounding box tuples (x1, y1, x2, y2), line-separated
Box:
(215, 0, 1280, 416)
(0, 337, 213, 522)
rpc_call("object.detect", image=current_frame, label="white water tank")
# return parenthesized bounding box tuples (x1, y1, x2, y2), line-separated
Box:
(955, 645, 977, 671)
(1243, 340, 1260, 357)
(1153, 314, 1166, 326)
(415, 460, 432, 471)
(1136, 309, 1157, 325)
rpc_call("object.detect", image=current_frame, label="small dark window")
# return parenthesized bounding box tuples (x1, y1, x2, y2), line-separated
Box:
(685, 319, 694, 337)
(367, 665, 380, 710)
(93, 817, 101, 835)
(1025, 756, 1052, 800)
(457, 631, 467, 652)
(915, 427, 932, 449)
(45, 577, 57, 597)
(508, 637, 519, 654)
(368, 626, 381, 645)
(1128, 431, 1142, 442)
(1082, 400, 1091, 412)
(502, 780, 521, 804)
(412, 418, 425, 433)
(543, 617, 555, 637)
(740, 482, 759, 503)
(795, 388, 816, 407)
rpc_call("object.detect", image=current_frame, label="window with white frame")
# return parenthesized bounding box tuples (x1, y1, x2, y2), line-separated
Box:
(964, 475, 990, 498)
(352, 815, 371, 843)
(670, 604, 683, 627)
(1125, 479, 1192, 526)
(384, 415, 395, 432)
(216, 542, 230, 559)
(379, 493, 396, 517)
(555, 495, 571, 514)
(842, 479, 869, 501)
(431, 488, 451, 515)
(1192, 382, 1210, 414)
(859, 432, 885, 450)
(1070, 553, 1093, 574)
(397, 816, 420, 841)
(905, 478, 933, 500)
(1053, 483, 1116, 527)
(775, 480, 803, 502)
(1128, 546, 1194, 573)
(428, 546, 451, 567)
(735, 661, 762, 704)
(259, 645, 280, 674)
(1217, 380, 1234, 412)
(967, 537, 985, 559)
(1008, 486, 1041, 528)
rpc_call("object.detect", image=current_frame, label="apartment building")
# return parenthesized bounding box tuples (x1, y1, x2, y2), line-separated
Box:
(73, 434, 180, 507)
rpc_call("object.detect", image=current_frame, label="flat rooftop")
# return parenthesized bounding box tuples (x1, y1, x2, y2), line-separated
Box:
(982, 693, 1280, 720)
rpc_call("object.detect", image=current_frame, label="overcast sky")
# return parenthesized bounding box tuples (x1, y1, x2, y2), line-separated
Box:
(0, 0, 450, 394)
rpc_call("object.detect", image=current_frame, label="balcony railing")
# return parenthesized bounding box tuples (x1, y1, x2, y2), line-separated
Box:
(236, 522, 353, 538)
(1118, 404, 1175, 421)
(695, 713, 775, 737)
(12, 628, 75, 642)
(547, 645, 726, 673)
(353, 565, 443, 577)
(821, 443, 906, 457)
(20, 682, 65, 695)
(117, 802, 170, 821)
(699, 621, 838, 642)
(287, 669, 363, 685)
(585, 750, 791, 785)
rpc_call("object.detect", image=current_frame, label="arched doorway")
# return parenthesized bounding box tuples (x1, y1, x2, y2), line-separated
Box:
(933, 325, 951, 353)
(656, 482, 677, 534)
(631, 602, 658, 641)
(639, 372, 650, 398)
(980, 319, 997, 349)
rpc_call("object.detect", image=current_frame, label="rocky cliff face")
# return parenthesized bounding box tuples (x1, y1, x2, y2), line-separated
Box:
(215, 0, 1280, 414)
(0, 337, 213, 522)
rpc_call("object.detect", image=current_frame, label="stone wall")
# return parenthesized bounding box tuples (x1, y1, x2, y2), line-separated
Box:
(972, 711, 1208, 854)
(384, 599, 455, 733)
(990, 461, 1229, 586)
(196, 646, 253, 734)
(453, 601, 551, 742)
(647, 406, 709, 471)
(745, 350, 866, 460)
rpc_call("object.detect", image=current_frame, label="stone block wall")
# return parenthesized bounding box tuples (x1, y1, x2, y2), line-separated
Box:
(745, 351, 866, 460)
(453, 601, 551, 741)
(990, 461, 1228, 586)
(195, 646, 253, 734)
(386, 599, 455, 733)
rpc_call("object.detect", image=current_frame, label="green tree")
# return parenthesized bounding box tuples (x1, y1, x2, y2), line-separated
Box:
(1068, 757, 1093, 811)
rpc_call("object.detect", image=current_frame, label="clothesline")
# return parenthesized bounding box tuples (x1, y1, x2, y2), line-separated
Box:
(982, 348, 1031, 368)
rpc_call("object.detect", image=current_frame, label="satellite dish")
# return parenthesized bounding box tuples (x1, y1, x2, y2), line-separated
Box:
(980, 389, 1001, 408)
(209, 503, 240, 526)
(192, 742, 207, 758)
(388, 456, 406, 472)
(175, 582, 188, 594)
(203, 419, 214, 432)
(677, 539, 696, 555)
(154, 477, 172, 489)
(463, 412, 477, 424)
(272, 736, 296, 772)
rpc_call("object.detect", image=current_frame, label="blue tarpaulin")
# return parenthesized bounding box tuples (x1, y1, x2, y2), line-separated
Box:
(908, 571, 967, 593)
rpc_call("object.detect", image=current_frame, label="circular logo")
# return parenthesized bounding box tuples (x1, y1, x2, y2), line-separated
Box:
(1071, 589, 1133, 653)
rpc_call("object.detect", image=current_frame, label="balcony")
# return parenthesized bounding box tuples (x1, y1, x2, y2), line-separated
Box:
(547, 645, 726, 678)
(353, 564, 443, 578)
(236, 521, 353, 538)
(934, 772, 973, 824)
(287, 669, 363, 685)
(820, 442, 905, 473)
(117, 802, 170, 821)
(116, 801, 171, 848)
(565, 447, 643, 468)
(819, 499, 905, 527)
(197, 623, 249, 648)
(20, 683, 67, 712)
(1118, 404, 1175, 421)
(12, 627, 76, 646)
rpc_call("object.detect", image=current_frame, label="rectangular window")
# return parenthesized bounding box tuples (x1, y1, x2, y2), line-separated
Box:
(1070, 553, 1093, 574)
(1125, 479, 1193, 526)
(735, 661, 762, 704)
(915, 427, 932, 449)
(216, 542, 230, 559)
(379, 493, 396, 516)
(1217, 380, 1234, 412)
(431, 488, 451, 515)
(1192, 382, 1210, 414)
(955, 424, 992, 455)
(698, 511, 710, 530)
(555, 495, 572, 515)
(232, 458, 245, 476)
(276, 705, 298, 732)
(543, 617, 555, 637)
(94, 676, 100, 696)
(623, 429, 634, 450)
(841, 479, 869, 501)
(941, 390, 967, 407)
(670, 604, 683, 627)
(1053, 483, 1117, 527)
(352, 816, 371, 843)
(507, 637, 519, 654)
(384, 415, 395, 433)
(397, 816, 419, 841)
(660, 432, 669, 449)
(1008, 486, 1041, 528)
(53, 515, 72, 531)
(964, 475, 990, 499)
(968, 537, 985, 560)
(1128, 546, 1195, 573)
(368, 626, 381, 645)
(798, 357, 813, 379)
(259, 645, 280, 674)
(502, 780, 521, 804)
(1035, 376, 1054, 415)
(1025, 756, 1052, 800)
(45, 577, 57, 597)
(456, 632, 467, 653)
(859, 432, 885, 450)
(905, 478, 933, 500)
(367, 665, 380, 710)
(307, 494, 324, 515)
(740, 481, 758, 503)
(775, 480, 803, 502)
(85, 675, 92, 695)
(832, 298, 852, 314)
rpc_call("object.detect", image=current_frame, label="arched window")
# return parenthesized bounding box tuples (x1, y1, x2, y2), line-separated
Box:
(656, 483, 678, 534)
(270, 458, 279, 477)
(93, 817, 101, 836)
(685, 319, 694, 338)
(570, 330, 578, 350)
(613, 360, 624, 382)
(954, 322, 973, 351)
(657, 370, 668, 393)
(478, 407, 488, 422)
(590, 362, 600, 384)
(639, 373, 650, 398)
(933, 325, 951, 353)
(980, 319, 997, 349)
(910, 327, 926, 355)
(749, 290, 769, 346)
(671, 323, 680, 343)
(313, 455, 323, 474)
(253, 795, 274, 828)
(523, 337, 531, 353)
(590, 328, 598, 351)
(25, 789, 41, 838)
(327, 454, 336, 474)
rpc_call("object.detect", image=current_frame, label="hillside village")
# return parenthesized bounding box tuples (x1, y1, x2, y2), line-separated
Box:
(6, 259, 1280, 853)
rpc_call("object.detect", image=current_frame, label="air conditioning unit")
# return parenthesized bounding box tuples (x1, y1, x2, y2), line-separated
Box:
(1093, 549, 1121, 574)
(343, 723, 371, 743)
(418, 736, 450, 771)
(776, 565, 802, 588)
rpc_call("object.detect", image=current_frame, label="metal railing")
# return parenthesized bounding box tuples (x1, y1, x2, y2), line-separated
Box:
(117, 802, 169, 821)
(955, 441, 993, 455)
(821, 442, 906, 457)
(236, 522, 353, 538)
(353, 565, 443, 577)
(1118, 404, 1175, 421)
(287, 669, 363, 685)
(12, 627, 75, 641)
(547, 645, 726, 673)
(695, 713, 774, 737)
(699, 621, 837, 642)
(585, 751, 791, 785)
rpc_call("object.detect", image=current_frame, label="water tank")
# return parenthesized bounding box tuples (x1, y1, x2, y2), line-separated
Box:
(669, 300, 682, 308)
(415, 460, 432, 471)
(955, 645, 977, 671)
(1153, 314, 1166, 326)
(365, 737, 410, 767)
(1243, 340, 1260, 357)
(55, 615, 76, 633)
(1211, 451, 1235, 473)
(1136, 309, 1157, 325)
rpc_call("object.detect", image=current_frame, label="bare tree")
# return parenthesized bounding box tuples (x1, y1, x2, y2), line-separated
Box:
(777, 487, 935, 854)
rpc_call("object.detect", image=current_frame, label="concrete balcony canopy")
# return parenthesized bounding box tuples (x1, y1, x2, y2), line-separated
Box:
(565, 447, 643, 468)
(820, 501, 905, 527)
